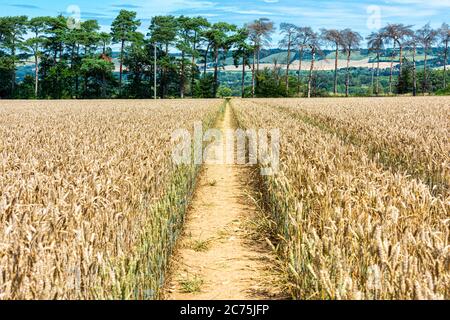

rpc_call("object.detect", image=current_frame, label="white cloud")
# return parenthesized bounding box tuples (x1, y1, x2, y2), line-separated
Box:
(384, 0, 450, 7)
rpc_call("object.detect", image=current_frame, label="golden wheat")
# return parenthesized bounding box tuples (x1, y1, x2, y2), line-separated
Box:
(255, 97, 450, 196)
(0, 99, 222, 299)
(233, 98, 449, 300)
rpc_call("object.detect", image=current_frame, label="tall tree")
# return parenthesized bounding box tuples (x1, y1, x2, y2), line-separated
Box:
(247, 18, 274, 72)
(438, 23, 450, 89)
(203, 22, 237, 97)
(340, 29, 362, 97)
(406, 35, 419, 96)
(381, 24, 413, 94)
(247, 18, 275, 96)
(99, 32, 111, 55)
(3, 16, 28, 95)
(306, 30, 321, 98)
(176, 16, 209, 98)
(40, 15, 69, 99)
(79, 20, 101, 97)
(176, 16, 192, 98)
(367, 31, 384, 96)
(25, 17, 49, 97)
(294, 27, 314, 96)
(80, 20, 100, 56)
(321, 29, 343, 95)
(416, 23, 438, 94)
(185, 17, 209, 96)
(148, 15, 178, 98)
(279, 23, 297, 93)
(80, 56, 114, 98)
(232, 28, 253, 98)
(123, 37, 152, 98)
(111, 10, 141, 91)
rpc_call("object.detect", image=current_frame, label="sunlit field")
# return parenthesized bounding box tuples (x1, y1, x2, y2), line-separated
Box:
(0, 97, 448, 299)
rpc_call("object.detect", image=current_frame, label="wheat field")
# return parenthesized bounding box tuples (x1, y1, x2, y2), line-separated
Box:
(0, 100, 222, 299)
(233, 97, 449, 300)
(0, 97, 448, 300)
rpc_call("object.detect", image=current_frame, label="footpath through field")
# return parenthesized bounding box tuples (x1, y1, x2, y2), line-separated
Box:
(164, 101, 284, 300)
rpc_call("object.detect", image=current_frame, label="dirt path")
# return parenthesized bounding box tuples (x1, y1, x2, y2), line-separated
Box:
(164, 101, 284, 300)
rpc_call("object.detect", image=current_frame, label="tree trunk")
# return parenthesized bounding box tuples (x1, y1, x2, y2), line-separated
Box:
(102, 72, 106, 98)
(412, 45, 417, 96)
(398, 43, 404, 90)
(75, 44, 80, 98)
(154, 44, 157, 99)
(34, 54, 39, 98)
(389, 42, 396, 95)
(257, 47, 261, 73)
(180, 51, 185, 98)
(213, 47, 219, 97)
(345, 51, 351, 97)
(308, 48, 315, 98)
(297, 47, 304, 96)
(11, 40, 15, 96)
(376, 51, 380, 96)
(70, 43, 76, 97)
(444, 40, 448, 89)
(203, 45, 209, 76)
(191, 34, 197, 96)
(423, 47, 428, 95)
(333, 43, 339, 95)
(285, 38, 291, 93)
(119, 39, 124, 89)
(162, 43, 169, 99)
(84, 75, 88, 98)
(241, 57, 246, 98)
(371, 62, 374, 95)
(252, 50, 256, 97)
(399, 43, 404, 73)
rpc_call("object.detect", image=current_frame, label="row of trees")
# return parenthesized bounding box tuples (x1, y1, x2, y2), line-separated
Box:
(278, 22, 449, 97)
(368, 23, 449, 96)
(0, 11, 449, 99)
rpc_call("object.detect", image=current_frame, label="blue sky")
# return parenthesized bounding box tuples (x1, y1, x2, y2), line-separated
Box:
(2, 0, 449, 44)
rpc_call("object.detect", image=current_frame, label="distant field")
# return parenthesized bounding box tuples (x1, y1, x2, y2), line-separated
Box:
(217, 58, 393, 72)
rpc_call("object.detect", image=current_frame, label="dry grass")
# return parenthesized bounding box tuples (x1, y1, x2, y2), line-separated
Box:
(233, 98, 449, 300)
(0, 99, 222, 299)
(178, 275, 203, 293)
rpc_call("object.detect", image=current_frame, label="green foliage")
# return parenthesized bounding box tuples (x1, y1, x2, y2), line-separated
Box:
(255, 68, 287, 97)
(15, 74, 35, 98)
(193, 74, 215, 98)
(1, 12, 449, 99)
(148, 15, 178, 49)
(80, 57, 115, 98)
(0, 54, 13, 97)
(111, 10, 141, 44)
(435, 85, 450, 95)
(396, 63, 413, 94)
(217, 86, 233, 98)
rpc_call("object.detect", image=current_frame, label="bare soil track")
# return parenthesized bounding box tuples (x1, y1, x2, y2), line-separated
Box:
(164, 101, 284, 300)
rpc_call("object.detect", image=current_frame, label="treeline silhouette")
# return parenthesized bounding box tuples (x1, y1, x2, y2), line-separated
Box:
(0, 11, 449, 99)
